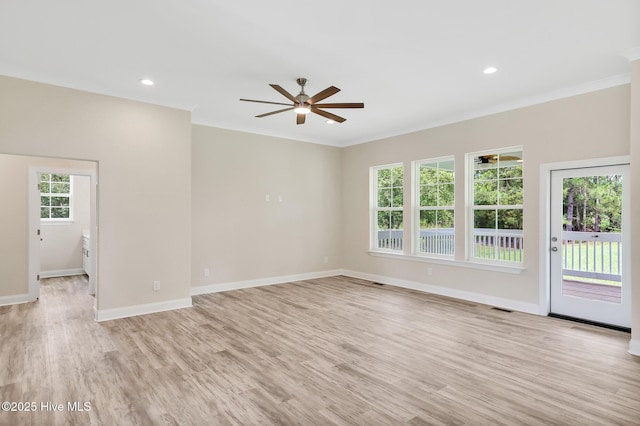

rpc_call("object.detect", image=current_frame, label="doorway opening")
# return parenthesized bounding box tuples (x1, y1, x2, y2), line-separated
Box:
(25, 159, 98, 316)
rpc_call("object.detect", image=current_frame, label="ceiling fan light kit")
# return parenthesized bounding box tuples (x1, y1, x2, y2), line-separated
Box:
(240, 77, 364, 125)
(294, 104, 310, 115)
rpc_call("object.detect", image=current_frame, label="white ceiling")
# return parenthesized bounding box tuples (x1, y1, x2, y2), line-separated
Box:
(1, 0, 639, 147)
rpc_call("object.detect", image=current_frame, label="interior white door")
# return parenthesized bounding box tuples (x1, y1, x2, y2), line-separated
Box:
(549, 165, 630, 328)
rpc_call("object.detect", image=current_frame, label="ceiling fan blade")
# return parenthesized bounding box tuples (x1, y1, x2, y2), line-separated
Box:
(270, 84, 298, 103)
(311, 103, 364, 109)
(296, 113, 306, 125)
(256, 107, 294, 118)
(311, 107, 346, 123)
(240, 98, 292, 107)
(307, 86, 340, 104)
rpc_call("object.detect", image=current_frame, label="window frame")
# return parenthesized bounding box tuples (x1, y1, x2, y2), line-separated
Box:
(412, 156, 455, 258)
(466, 147, 524, 265)
(40, 173, 74, 222)
(370, 163, 404, 253)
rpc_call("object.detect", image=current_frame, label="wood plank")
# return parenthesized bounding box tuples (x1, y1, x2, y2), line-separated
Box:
(563, 279, 622, 303)
(0, 275, 639, 425)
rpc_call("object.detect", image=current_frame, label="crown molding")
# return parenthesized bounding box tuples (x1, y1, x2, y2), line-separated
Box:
(622, 47, 640, 62)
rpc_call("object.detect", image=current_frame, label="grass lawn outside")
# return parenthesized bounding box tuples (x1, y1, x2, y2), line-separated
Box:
(474, 244, 523, 263)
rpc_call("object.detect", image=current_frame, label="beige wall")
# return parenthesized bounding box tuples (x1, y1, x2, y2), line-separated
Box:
(342, 85, 630, 306)
(0, 76, 191, 311)
(191, 125, 342, 287)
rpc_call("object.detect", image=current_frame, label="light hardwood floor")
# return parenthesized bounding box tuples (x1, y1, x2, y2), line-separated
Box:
(1, 275, 639, 425)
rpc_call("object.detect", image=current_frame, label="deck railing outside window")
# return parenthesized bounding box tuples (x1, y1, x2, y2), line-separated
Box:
(377, 229, 620, 282)
(562, 231, 621, 283)
(472, 229, 523, 262)
(377, 228, 523, 261)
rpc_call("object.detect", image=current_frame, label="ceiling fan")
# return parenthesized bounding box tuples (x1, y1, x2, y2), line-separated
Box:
(240, 78, 364, 125)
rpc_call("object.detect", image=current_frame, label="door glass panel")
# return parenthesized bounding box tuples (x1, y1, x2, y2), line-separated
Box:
(561, 174, 622, 304)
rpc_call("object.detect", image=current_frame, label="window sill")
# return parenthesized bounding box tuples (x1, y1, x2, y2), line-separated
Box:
(367, 250, 525, 274)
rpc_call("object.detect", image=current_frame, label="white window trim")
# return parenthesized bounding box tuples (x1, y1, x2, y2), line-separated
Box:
(465, 146, 524, 265)
(370, 163, 404, 253)
(411, 155, 455, 258)
(40, 174, 74, 223)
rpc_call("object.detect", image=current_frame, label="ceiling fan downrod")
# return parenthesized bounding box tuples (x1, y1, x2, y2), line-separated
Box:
(296, 78, 309, 104)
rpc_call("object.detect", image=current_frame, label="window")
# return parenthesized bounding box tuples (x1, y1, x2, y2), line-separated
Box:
(414, 157, 455, 256)
(40, 173, 72, 220)
(371, 164, 404, 251)
(470, 149, 523, 262)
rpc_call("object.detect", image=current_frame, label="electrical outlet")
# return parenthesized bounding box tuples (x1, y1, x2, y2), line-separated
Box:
(204, 268, 210, 277)
(265, 194, 270, 202)
(427, 267, 433, 276)
(323, 257, 329, 264)
(153, 280, 161, 291)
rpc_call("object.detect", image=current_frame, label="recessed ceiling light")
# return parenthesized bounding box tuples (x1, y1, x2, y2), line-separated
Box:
(140, 78, 154, 86)
(483, 67, 498, 75)
(326, 119, 336, 124)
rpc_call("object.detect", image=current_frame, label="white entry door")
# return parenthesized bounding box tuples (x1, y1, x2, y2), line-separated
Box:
(549, 165, 630, 328)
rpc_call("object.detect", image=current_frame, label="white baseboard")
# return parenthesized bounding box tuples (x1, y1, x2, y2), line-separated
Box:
(191, 269, 344, 296)
(340, 269, 543, 315)
(0, 293, 32, 307)
(629, 339, 640, 356)
(40, 268, 85, 278)
(95, 297, 193, 322)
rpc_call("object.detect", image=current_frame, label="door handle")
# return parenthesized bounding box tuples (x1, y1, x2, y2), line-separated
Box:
(551, 247, 558, 252)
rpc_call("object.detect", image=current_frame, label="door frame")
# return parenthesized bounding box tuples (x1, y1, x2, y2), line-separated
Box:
(539, 155, 630, 316)
(29, 167, 98, 315)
